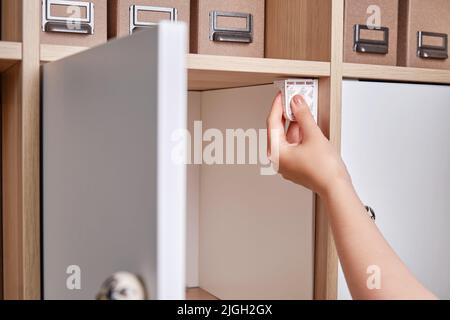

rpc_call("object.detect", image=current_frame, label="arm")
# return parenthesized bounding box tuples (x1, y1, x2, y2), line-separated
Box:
(267, 93, 437, 300)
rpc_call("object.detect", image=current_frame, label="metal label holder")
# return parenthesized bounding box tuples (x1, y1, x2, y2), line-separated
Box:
(209, 11, 253, 43)
(129, 5, 178, 34)
(417, 31, 449, 60)
(42, 0, 95, 34)
(353, 24, 389, 54)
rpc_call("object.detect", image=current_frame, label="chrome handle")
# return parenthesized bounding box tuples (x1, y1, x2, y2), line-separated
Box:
(353, 24, 389, 54)
(129, 5, 178, 34)
(417, 31, 448, 60)
(42, 0, 94, 34)
(209, 11, 253, 43)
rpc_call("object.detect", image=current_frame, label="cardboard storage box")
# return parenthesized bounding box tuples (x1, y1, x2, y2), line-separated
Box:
(108, 0, 190, 39)
(398, 0, 450, 69)
(344, 0, 399, 66)
(41, 0, 107, 46)
(190, 0, 264, 57)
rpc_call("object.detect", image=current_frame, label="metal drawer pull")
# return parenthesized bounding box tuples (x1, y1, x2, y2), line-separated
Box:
(42, 0, 94, 34)
(130, 5, 178, 34)
(417, 31, 448, 60)
(353, 24, 389, 54)
(209, 11, 253, 43)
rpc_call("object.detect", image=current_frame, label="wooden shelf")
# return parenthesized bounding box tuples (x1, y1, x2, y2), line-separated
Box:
(343, 63, 450, 85)
(39, 45, 331, 91)
(40, 44, 88, 62)
(0, 41, 22, 72)
(188, 54, 330, 91)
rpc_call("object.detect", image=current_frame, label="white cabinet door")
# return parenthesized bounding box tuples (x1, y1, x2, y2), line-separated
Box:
(340, 80, 450, 299)
(42, 23, 187, 300)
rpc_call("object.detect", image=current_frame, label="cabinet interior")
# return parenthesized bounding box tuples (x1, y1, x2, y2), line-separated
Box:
(185, 85, 316, 300)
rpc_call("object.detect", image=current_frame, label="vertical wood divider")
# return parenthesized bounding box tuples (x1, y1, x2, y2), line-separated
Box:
(2, 0, 41, 300)
(314, 0, 344, 300)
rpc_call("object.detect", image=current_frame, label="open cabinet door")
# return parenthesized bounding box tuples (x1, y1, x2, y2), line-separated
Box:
(42, 23, 187, 300)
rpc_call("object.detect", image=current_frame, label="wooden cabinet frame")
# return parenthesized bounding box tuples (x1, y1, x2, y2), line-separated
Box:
(2, 0, 450, 300)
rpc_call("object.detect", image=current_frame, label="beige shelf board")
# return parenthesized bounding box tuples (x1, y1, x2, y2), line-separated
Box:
(344, 63, 450, 85)
(188, 54, 331, 91)
(40, 44, 89, 62)
(39, 45, 331, 91)
(0, 41, 22, 72)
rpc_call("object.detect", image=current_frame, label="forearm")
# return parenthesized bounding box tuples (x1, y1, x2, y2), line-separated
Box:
(323, 179, 436, 300)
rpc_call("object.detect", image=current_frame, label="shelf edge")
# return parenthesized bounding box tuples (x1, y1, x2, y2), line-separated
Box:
(40, 44, 89, 62)
(188, 54, 331, 77)
(343, 63, 450, 84)
(0, 41, 22, 60)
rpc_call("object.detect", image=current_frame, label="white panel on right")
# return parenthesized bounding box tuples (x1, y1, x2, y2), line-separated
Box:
(339, 80, 450, 300)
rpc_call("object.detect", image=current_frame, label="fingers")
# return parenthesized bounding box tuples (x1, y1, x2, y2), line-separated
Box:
(286, 121, 302, 145)
(290, 95, 320, 141)
(267, 92, 287, 156)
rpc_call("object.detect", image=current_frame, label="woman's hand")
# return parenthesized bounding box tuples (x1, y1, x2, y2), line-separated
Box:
(267, 93, 351, 197)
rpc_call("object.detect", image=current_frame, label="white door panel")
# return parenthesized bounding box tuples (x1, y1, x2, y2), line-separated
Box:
(340, 80, 450, 299)
(42, 23, 187, 300)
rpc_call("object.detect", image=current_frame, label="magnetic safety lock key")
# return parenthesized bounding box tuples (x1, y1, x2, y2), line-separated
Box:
(274, 79, 318, 123)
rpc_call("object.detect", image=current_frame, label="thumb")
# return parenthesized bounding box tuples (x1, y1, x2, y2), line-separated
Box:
(291, 95, 319, 140)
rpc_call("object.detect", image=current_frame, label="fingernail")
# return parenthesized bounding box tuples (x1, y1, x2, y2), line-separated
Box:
(292, 95, 302, 112)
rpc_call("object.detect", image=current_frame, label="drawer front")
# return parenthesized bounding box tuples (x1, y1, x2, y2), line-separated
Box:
(344, 0, 399, 66)
(190, 0, 265, 57)
(108, 0, 190, 40)
(398, 0, 450, 69)
(41, 0, 107, 46)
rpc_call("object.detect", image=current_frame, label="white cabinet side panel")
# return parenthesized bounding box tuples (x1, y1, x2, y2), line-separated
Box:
(186, 92, 202, 288)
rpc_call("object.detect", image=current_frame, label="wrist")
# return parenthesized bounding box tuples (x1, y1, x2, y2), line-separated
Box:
(320, 174, 355, 204)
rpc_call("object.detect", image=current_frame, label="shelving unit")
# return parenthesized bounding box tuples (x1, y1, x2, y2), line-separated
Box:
(2, 0, 450, 300)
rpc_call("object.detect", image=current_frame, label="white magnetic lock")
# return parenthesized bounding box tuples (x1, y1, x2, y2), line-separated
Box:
(274, 79, 318, 123)
(42, 0, 95, 35)
(129, 5, 178, 34)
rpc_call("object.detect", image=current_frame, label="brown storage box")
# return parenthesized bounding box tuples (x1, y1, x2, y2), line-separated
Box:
(398, 0, 450, 69)
(41, 0, 107, 46)
(344, 0, 399, 65)
(108, 0, 190, 39)
(190, 0, 264, 57)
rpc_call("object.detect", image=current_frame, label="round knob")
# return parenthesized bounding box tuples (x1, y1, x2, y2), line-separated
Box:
(96, 272, 148, 300)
